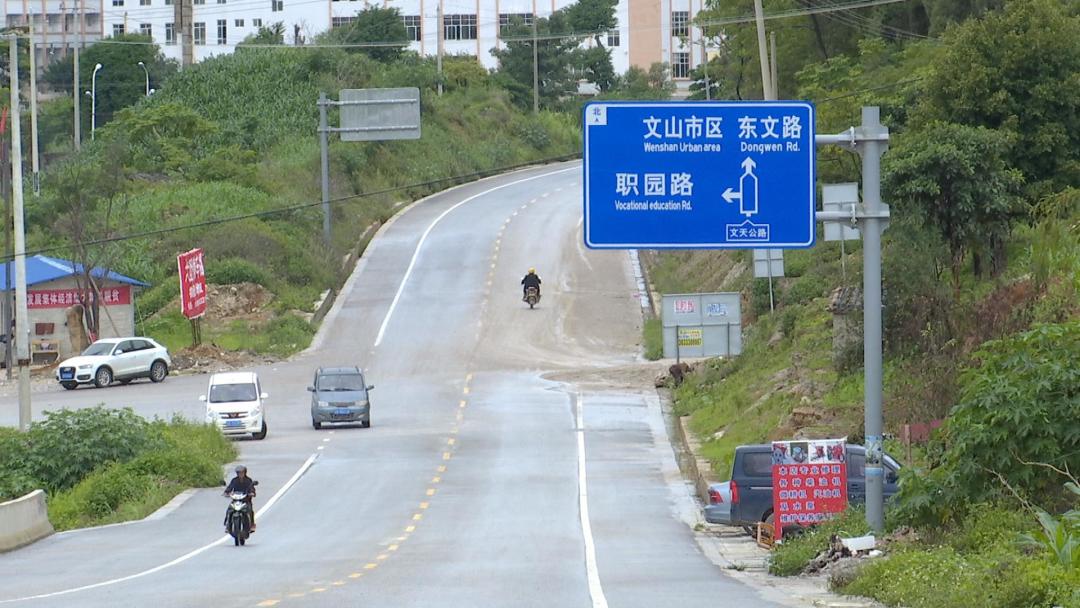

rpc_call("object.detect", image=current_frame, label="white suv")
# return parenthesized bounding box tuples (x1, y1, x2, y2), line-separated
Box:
(201, 371, 268, 440)
(56, 337, 171, 390)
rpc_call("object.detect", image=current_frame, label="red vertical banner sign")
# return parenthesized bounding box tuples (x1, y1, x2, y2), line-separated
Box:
(177, 248, 208, 319)
(771, 438, 848, 540)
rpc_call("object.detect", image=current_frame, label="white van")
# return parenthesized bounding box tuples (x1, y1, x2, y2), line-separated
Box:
(201, 371, 268, 440)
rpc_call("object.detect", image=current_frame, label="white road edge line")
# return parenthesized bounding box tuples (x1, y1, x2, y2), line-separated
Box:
(0, 453, 320, 604)
(577, 393, 609, 608)
(373, 166, 578, 347)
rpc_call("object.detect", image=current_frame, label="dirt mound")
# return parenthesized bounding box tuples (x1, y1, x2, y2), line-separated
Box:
(171, 344, 277, 374)
(205, 283, 274, 320)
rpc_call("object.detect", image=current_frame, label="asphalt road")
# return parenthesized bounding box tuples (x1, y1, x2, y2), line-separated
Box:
(0, 163, 784, 607)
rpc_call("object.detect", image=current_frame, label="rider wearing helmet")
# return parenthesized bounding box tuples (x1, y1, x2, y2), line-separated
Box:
(223, 465, 257, 532)
(521, 267, 542, 301)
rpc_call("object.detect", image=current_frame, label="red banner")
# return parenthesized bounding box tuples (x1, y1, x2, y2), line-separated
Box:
(771, 439, 848, 539)
(27, 286, 131, 309)
(177, 248, 208, 319)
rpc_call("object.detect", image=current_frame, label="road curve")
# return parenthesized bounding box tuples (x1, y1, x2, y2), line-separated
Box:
(0, 163, 784, 607)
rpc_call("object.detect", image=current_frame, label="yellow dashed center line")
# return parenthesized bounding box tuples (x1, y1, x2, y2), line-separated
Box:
(349, 573, 364, 579)
(413, 513, 423, 521)
(332, 581, 346, 587)
(427, 488, 436, 496)
(388, 544, 399, 551)
(463, 386, 470, 395)
(287, 593, 306, 599)
(364, 563, 379, 570)
(438, 465, 447, 473)
(406, 525, 417, 533)
(432, 476, 441, 483)
(420, 502, 429, 509)
(459, 400, 467, 408)
(257, 601, 280, 607)
(376, 554, 389, 561)
(443, 452, 452, 460)
(311, 588, 327, 593)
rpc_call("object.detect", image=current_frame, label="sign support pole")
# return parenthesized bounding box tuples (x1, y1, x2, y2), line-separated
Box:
(318, 92, 331, 247)
(815, 107, 890, 532)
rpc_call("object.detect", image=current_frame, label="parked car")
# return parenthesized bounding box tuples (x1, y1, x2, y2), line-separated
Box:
(704, 481, 734, 526)
(56, 337, 171, 390)
(202, 371, 268, 440)
(308, 366, 374, 430)
(721, 443, 901, 531)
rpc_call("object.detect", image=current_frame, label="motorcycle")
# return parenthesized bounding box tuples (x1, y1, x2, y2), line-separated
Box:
(224, 481, 258, 546)
(525, 286, 540, 309)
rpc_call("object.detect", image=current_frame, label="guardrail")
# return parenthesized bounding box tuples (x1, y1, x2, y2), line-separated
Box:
(0, 490, 54, 553)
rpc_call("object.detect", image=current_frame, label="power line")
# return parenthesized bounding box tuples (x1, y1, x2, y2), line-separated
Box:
(816, 76, 924, 102)
(10, 153, 581, 262)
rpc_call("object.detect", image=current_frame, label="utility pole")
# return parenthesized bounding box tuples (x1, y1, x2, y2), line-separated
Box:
(29, 34, 40, 195)
(769, 31, 779, 100)
(1, 106, 12, 380)
(752, 0, 772, 101)
(436, 0, 444, 95)
(531, 16, 539, 114)
(73, 45, 81, 151)
(700, 40, 711, 101)
(8, 35, 32, 431)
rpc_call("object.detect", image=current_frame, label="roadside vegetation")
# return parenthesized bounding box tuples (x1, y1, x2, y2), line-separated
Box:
(644, 0, 1080, 604)
(20, 1, 672, 359)
(0, 407, 235, 531)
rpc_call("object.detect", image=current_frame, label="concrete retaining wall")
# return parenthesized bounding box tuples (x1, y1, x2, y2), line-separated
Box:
(0, 490, 54, 553)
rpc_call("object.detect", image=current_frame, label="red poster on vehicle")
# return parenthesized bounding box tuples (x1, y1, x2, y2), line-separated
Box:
(177, 248, 208, 319)
(771, 438, 848, 539)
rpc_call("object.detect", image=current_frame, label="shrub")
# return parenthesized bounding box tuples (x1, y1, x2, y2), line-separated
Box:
(205, 257, 273, 287)
(781, 275, 826, 306)
(24, 407, 164, 493)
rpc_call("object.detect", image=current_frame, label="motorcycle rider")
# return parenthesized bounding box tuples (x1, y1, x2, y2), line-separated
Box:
(521, 267, 542, 301)
(223, 465, 257, 533)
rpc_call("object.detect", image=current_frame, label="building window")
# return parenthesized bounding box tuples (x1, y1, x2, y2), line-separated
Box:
(271, 0, 282, 12)
(672, 51, 690, 78)
(194, 22, 206, 45)
(217, 0, 226, 4)
(235, 19, 244, 27)
(165, 0, 172, 4)
(111, 0, 123, 5)
(403, 15, 420, 41)
(672, 11, 690, 37)
(606, 28, 620, 47)
(139, 23, 152, 36)
(194, 0, 204, 4)
(253, 18, 262, 27)
(139, 0, 150, 5)
(165, 22, 175, 44)
(331, 16, 355, 28)
(498, 12, 533, 35)
(444, 14, 477, 40)
(112, 23, 125, 36)
(217, 19, 227, 44)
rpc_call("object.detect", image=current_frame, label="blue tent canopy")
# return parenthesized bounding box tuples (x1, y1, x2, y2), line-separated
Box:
(0, 255, 149, 291)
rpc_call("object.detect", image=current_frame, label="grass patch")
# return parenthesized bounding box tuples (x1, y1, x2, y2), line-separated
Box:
(769, 508, 871, 576)
(643, 318, 663, 360)
(144, 311, 315, 357)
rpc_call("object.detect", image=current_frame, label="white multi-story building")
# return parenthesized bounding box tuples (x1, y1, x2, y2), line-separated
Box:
(6, 0, 711, 84)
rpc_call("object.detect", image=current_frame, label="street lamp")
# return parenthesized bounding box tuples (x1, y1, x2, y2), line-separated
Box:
(137, 61, 149, 96)
(89, 63, 102, 140)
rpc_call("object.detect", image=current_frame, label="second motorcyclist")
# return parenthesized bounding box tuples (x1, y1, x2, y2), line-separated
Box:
(223, 465, 257, 533)
(521, 267, 542, 301)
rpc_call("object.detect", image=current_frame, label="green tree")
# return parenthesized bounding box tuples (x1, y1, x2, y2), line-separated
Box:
(572, 46, 615, 92)
(918, 0, 1080, 198)
(43, 35, 176, 130)
(564, 0, 618, 46)
(326, 6, 409, 62)
(602, 63, 675, 100)
(242, 22, 285, 45)
(492, 13, 579, 110)
(883, 122, 1023, 287)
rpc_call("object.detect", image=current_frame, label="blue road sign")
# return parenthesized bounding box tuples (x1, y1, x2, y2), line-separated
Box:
(583, 101, 816, 249)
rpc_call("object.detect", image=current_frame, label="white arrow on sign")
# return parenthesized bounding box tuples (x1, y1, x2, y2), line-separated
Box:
(722, 157, 760, 217)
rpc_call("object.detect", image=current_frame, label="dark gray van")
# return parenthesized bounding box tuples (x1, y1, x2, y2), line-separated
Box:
(726, 443, 901, 529)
